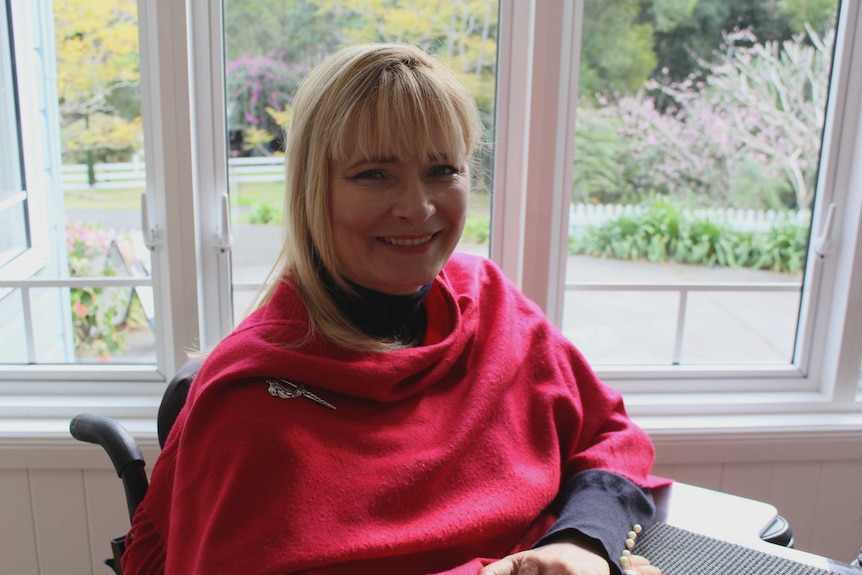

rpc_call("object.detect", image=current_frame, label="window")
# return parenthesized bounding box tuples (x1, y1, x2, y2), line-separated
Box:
(1, 0, 861, 436)
(493, 1, 862, 409)
(221, 0, 500, 325)
(564, 0, 838, 369)
(0, 0, 29, 271)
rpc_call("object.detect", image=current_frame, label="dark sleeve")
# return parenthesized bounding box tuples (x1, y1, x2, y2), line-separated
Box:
(533, 469, 656, 575)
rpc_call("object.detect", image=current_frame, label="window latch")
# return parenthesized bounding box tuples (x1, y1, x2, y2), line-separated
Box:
(214, 193, 232, 253)
(140, 191, 160, 251)
(813, 202, 836, 259)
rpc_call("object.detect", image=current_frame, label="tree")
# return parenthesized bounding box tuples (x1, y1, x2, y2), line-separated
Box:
(223, 0, 499, 183)
(326, 0, 498, 117)
(587, 26, 834, 210)
(326, 0, 498, 185)
(778, 0, 838, 35)
(224, 0, 353, 68)
(704, 27, 834, 209)
(649, 0, 797, 86)
(578, 0, 658, 101)
(54, 0, 142, 181)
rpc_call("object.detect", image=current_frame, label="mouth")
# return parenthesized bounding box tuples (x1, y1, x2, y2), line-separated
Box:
(379, 233, 436, 247)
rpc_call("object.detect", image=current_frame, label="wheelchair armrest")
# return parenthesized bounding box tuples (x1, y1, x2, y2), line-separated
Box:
(70, 413, 149, 520)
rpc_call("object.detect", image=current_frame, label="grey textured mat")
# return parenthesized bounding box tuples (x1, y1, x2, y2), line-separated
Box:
(632, 523, 852, 575)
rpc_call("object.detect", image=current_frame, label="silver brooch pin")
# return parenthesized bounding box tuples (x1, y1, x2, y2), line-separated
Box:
(266, 378, 336, 410)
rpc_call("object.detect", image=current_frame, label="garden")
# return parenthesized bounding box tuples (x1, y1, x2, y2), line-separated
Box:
(54, 0, 836, 358)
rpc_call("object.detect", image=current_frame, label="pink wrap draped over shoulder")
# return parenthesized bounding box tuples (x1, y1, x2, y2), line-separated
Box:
(122, 253, 668, 575)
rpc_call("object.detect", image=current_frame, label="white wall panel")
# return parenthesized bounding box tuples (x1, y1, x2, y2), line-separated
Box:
(29, 470, 92, 575)
(767, 462, 823, 551)
(809, 461, 862, 562)
(83, 470, 132, 575)
(664, 463, 724, 491)
(4, 444, 862, 572)
(720, 462, 774, 503)
(0, 470, 38, 575)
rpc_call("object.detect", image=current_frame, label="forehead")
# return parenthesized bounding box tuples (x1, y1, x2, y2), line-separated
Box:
(329, 102, 466, 165)
(332, 143, 452, 167)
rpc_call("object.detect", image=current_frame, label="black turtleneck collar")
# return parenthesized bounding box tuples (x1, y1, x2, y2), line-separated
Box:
(321, 271, 431, 346)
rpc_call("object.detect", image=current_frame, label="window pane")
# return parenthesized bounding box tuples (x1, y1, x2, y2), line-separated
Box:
(0, 197, 28, 267)
(223, 0, 499, 320)
(564, 0, 839, 367)
(0, 0, 28, 267)
(55, 0, 154, 363)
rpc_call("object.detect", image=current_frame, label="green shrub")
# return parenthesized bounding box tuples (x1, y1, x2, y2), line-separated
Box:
(752, 222, 810, 274)
(462, 214, 491, 245)
(571, 198, 809, 273)
(246, 201, 281, 225)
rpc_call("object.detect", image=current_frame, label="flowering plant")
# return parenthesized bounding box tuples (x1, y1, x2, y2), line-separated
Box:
(66, 219, 128, 361)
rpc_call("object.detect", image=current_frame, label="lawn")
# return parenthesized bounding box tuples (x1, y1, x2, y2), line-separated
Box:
(64, 182, 492, 216)
(63, 181, 285, 211)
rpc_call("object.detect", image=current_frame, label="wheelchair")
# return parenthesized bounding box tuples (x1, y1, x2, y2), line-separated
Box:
(70, 356, 795, 573)
(69, 358, 203, 575)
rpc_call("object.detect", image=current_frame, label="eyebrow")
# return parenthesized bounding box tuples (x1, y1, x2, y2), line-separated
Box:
(344, 152, 451, 171)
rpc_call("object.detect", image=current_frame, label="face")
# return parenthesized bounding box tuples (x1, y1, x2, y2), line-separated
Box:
(328, 145, 469, 295)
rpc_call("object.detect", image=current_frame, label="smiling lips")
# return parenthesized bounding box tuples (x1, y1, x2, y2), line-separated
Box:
(379, 233, 436, 247)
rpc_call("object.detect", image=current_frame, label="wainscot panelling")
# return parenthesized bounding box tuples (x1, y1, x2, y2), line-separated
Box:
(766, 462, 823, 552)
(3, 437, 862, 573)
(83, 469, 131, 574)
(652, 433, 862, 563)
(0, 470, 39, 575)
(809, 461, 862, 562)
(29, 470, 93, 574)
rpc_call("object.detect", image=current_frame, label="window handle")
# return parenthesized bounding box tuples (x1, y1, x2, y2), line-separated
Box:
(813, 202, 836, 259)
(140, 191, 160, 251)
(214, 193, 232, 253)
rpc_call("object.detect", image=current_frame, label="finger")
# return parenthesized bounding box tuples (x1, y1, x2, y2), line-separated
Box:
(624, 568, 663, 575)
(629, 555, 653, 566)
(480, 554, 544, 575)
(623, 558, 663, 575)
(478, 556, 518, 575)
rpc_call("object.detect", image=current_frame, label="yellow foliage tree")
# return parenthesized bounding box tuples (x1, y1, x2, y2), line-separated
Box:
(54, 0, 142, 180)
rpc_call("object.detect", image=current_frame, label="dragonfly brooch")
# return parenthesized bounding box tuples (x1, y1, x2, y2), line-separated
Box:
(265, 377, 336, 410)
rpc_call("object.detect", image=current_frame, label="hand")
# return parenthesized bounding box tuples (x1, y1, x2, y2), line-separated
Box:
(478, 540, 661, 575)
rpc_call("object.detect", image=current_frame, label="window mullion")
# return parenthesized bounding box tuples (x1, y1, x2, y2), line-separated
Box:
(497, 0, 579, 324)
(490, 0, 532, 287)
(188, 0, 233, 349)
(137, 0, 200, 376)
(802, 0, 862, 402)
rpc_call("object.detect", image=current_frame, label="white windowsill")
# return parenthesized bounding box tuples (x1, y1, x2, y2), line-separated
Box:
(3, 390, 862, 461)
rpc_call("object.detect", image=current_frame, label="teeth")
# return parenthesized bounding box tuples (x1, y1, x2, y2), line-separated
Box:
(383, 235, 433, 246)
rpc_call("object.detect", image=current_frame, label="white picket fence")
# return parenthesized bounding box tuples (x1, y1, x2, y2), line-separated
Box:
(568, 202, 810, 235)
(62, 159, 809, 234)
(61, 157, 286, 191)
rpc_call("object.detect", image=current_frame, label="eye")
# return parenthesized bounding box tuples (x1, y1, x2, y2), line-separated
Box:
(428, 164, 461, 177)
(351, 169, 386, 180)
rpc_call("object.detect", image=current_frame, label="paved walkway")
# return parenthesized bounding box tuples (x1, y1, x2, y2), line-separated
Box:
(229, 224, 802, 367)
(79, 214, 802, 367)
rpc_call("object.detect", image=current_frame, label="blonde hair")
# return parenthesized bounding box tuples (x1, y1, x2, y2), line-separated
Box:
(251, 43, 482, 352)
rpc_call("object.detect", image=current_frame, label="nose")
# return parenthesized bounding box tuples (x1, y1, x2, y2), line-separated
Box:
(391, 175, 435, 224)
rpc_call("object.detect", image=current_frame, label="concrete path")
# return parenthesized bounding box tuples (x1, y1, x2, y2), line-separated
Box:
(72, 213, 804, 367)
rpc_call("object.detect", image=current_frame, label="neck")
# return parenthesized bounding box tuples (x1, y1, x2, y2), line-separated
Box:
(323, 273, 431, 346)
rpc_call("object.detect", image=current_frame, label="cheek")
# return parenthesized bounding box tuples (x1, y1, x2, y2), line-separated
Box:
(329, 189, 388, 254)
(446, 187, 470, 226)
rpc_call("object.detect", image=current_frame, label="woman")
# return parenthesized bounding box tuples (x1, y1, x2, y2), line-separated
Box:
(122, 43, 668, 575)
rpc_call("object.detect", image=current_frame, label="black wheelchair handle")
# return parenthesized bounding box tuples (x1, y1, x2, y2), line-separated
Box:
(70, 413, 145, 478)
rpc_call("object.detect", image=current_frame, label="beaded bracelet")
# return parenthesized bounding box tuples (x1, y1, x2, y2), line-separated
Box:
(619, 523, 643, 575)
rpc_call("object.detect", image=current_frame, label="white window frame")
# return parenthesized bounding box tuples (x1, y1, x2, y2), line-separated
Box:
(0, 0, 861, 448)
(493, 0, 862, 436)
(0, 0, 204, 441)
